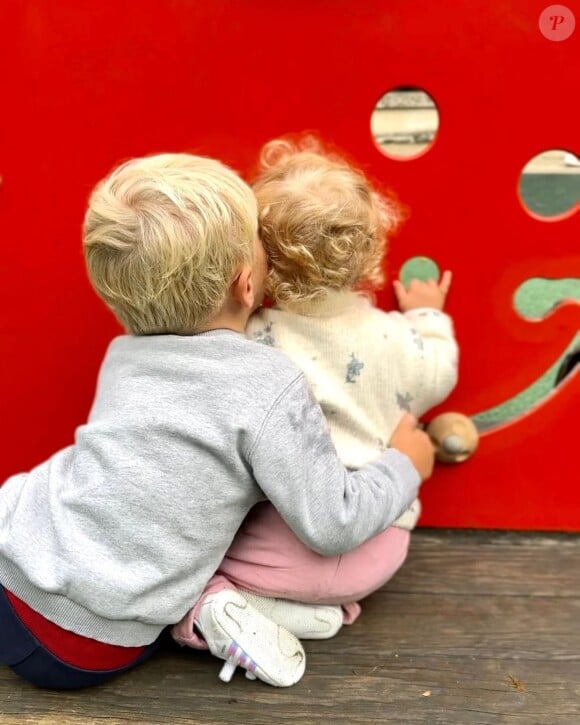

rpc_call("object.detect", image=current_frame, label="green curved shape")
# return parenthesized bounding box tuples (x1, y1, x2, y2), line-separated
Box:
(474, 276, 579, 426)
(472, 332, 580, 430)
(514, 277, 580, 319)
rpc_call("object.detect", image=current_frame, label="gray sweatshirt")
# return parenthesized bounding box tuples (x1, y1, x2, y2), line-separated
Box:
(0, 330, 420, 646)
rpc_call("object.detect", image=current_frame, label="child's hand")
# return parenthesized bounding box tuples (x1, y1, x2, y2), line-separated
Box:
(393, 270, 452, 312)
(390, 413, 435, 481)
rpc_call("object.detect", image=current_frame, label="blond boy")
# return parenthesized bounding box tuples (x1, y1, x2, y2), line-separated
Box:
(0, 153, 433, 689)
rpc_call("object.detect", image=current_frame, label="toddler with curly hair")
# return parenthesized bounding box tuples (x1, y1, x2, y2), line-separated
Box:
(173, 137, 457, 659)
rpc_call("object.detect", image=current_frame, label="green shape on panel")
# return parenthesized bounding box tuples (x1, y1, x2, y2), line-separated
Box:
(477, 277, 580, 425)
(472, 332, 579, 429)
(400, 256, 440, 286)
(514, 278, 580, 319)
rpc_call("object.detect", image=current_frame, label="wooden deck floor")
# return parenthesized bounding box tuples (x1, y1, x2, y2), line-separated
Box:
(1, 530, 579, 724)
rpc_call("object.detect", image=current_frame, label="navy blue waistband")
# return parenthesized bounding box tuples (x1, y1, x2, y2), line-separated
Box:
(0, 585, 162, 689)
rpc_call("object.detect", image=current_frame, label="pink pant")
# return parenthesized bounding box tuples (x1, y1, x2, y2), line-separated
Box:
(173, 502, 410, 648)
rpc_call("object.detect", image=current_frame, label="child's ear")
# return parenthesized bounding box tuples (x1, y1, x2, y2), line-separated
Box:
(231, 263, 255, 310)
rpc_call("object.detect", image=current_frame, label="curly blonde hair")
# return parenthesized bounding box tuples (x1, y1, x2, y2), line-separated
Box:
(84, 153, 257, 335)
(253, 137, 401, 307)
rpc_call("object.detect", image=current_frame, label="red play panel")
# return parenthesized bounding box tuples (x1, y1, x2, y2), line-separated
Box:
(0, 1, 578, 528)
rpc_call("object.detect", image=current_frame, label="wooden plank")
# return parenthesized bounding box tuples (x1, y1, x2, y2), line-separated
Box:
(338, 593, 580, 659)
(389, 530, 580, 596)
(2, 651, 579, 724)
(1, 531, 579, 724)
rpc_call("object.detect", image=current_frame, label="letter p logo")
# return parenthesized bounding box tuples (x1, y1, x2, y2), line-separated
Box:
(539, 5, 576, 41)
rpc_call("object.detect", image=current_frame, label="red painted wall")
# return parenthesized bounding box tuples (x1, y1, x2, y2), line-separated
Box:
(0, 1, 578, 528)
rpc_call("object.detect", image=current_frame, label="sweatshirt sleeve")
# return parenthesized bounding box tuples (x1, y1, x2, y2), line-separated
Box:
(396, 308, 459, 415)
(248, 374, 421, 556)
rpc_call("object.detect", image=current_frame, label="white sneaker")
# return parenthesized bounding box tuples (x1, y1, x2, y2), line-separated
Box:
(195, 590, 305, 687)
(241, 591, 343, 639)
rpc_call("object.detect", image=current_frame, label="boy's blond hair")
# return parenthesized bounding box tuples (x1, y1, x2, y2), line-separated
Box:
(84, 153, 257, 335)
(253, 137, 401, 307)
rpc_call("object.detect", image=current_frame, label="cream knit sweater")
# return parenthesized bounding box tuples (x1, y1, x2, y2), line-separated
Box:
(246, 291, 459, 528)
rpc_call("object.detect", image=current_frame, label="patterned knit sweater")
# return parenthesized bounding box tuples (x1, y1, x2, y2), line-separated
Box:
(247, 291, 459, 528)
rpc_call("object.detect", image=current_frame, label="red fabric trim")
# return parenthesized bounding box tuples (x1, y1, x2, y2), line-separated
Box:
(5, 589, 147, 670)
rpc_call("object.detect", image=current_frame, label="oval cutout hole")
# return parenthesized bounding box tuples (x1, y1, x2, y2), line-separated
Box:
(371, 87, 439, 160)
(519, 149, 579, 219)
